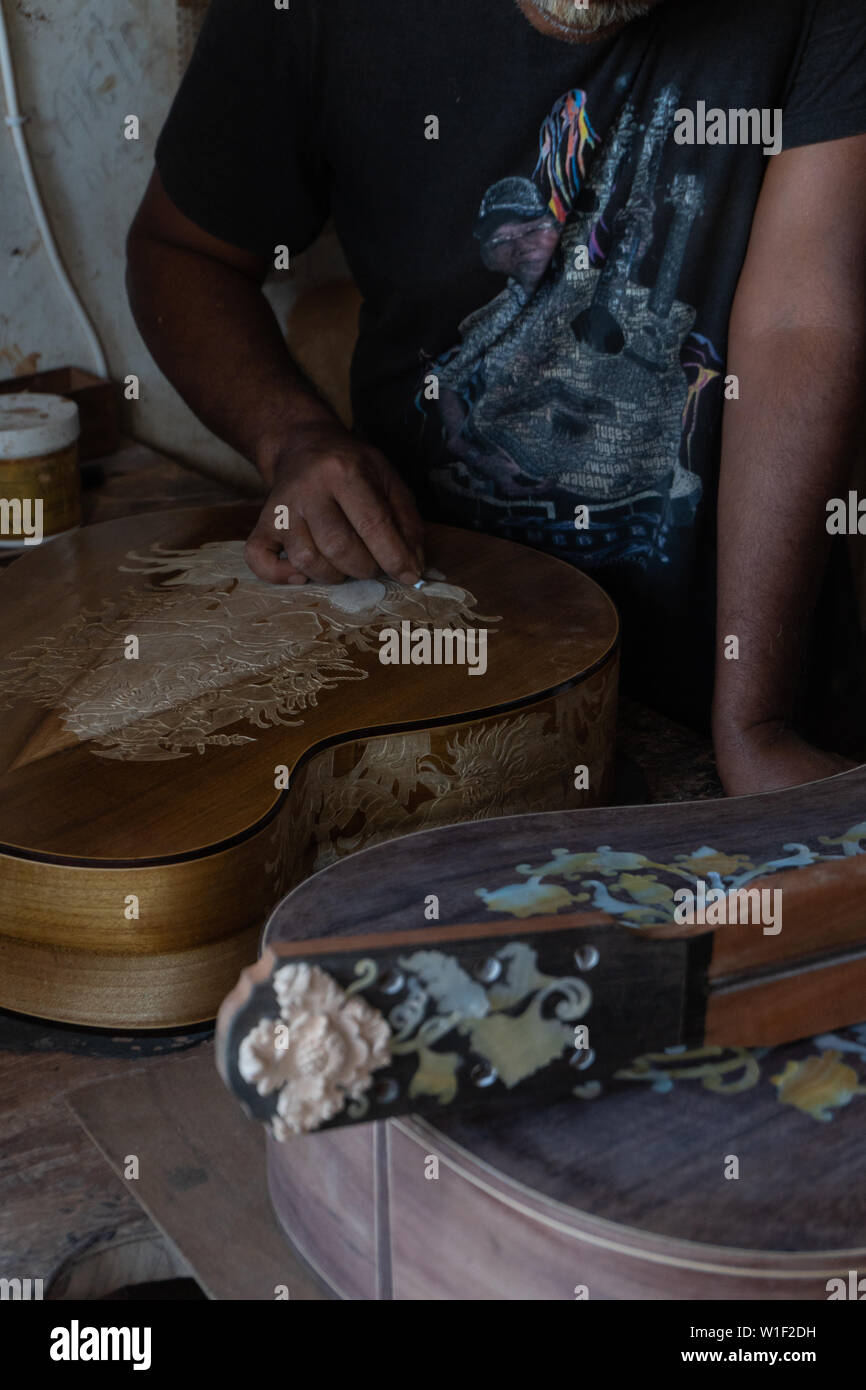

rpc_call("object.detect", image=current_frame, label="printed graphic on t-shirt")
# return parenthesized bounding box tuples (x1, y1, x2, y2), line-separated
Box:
(419, 84, 723, 571)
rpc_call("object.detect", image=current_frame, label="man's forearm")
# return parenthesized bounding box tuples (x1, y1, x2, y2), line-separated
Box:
(713, 324, 864, 760)
(126, 235, 336, 484)
(126, 171, 424, 589)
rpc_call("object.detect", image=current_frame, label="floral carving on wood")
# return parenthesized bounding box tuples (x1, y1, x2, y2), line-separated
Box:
(0, 540, 493, 761)
(241, 942, 592, 1138)
(264, 662, 617, 898)
(238, 963, 391, 1136)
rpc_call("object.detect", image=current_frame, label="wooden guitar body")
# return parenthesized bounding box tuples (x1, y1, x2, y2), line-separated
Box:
(217, 766, 866, 1299)
(0, 503, 618, 1028)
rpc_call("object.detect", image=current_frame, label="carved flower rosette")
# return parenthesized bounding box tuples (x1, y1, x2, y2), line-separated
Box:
(234, 943, 593, 1138)
(238, 964, 392, 1137)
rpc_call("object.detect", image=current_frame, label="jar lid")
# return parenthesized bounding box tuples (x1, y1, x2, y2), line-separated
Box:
(0, 393, 80, 459)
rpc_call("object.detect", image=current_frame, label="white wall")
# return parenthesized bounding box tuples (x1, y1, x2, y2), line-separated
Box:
(0, 0, 342, 488)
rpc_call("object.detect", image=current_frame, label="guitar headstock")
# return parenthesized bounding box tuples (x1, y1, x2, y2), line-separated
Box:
(216, 913, 706, 1137)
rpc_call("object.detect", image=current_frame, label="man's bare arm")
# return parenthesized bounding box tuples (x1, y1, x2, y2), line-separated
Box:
(713, 133, 866, 794)
(126, 172, 424, 585)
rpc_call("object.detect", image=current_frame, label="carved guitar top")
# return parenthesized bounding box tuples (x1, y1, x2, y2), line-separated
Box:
(0, 504, 618, 862)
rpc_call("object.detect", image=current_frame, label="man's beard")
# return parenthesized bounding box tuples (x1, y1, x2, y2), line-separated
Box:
(531, 0, 657, 32)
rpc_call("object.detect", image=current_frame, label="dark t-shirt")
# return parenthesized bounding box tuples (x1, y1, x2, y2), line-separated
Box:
(155, 0, 866, 731)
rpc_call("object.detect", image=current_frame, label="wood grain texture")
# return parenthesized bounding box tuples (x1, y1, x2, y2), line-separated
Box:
(707, 853, 866, 978)
(79, 440, 246, 523)
(0, 506, 617, 853)
(0, 1040, 160, 1290)
(705, 953, 866, 1048)
(0, 503, 618, 1026)
(265, 1123, 379, 1300)
(216, 806, 866, 1136)
(261, 1051, 866, 1301)
(59, 1029, 866, 1302)
(68, 1045, 329, 1301)
(386, 1113, 864, 1301)
(48, 1233, 189, 1301)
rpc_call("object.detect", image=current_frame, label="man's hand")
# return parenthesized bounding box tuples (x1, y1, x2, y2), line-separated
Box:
(245, 421, 426, 586)
(715, 723, 857, 798)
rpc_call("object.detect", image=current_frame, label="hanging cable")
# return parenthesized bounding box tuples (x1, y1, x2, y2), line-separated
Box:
(0, 0, 109, 379)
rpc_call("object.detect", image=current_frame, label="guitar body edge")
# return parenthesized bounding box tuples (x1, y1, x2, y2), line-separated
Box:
(266, 1118, 865, 1301)
(0, 659, 618, 1027)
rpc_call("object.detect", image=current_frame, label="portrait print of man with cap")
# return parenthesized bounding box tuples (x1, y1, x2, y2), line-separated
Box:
(435, 178, 565, 495)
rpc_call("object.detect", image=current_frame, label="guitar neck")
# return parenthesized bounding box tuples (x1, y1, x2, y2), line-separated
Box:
(217, 828, 866, 1138)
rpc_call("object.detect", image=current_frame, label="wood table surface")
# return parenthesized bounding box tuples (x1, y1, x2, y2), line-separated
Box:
(68, 1044, 329, 1301)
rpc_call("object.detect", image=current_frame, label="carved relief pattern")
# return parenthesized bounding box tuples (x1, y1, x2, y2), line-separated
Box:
(238, 942, 592, 1139)
(0, 540, 495, 761)
(237, 976, 866, 1135)
(238, 963, 392, 1137)
(264, 659, 618, 899)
